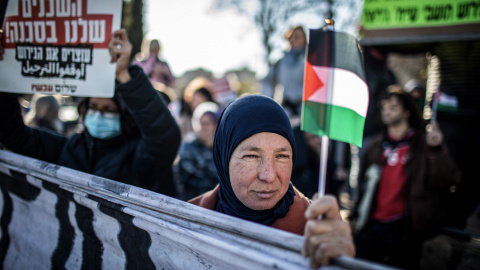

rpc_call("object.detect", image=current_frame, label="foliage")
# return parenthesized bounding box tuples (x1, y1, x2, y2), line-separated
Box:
(122, 0, 144, 63)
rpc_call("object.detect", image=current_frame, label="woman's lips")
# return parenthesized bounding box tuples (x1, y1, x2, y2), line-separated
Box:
(254, 190, 276, 199)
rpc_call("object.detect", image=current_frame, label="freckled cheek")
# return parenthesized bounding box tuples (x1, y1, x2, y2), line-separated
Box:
(278, 164, 293, 186)
(229, 162, 256, 190)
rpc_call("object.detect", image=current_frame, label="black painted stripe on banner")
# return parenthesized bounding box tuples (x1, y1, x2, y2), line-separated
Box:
(0, 169, 42, 265)
(0, 173, 13, 264)
(6, 169, 41, 200)
(89, 195, 155, 270)
(75, 201, 104, 269)
(42, 182, 75, 270)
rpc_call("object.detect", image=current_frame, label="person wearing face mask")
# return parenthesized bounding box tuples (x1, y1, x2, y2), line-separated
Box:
(0, 29, 181, 196)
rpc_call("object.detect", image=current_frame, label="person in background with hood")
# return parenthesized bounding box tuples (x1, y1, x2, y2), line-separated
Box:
(262, 26, 307, 120)
(189, 94, 355, 267)
(0, 29, 180, 196)
(177, 101, 220, 201)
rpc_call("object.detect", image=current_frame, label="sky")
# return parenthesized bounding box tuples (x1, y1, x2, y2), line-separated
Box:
(144, 0, 362, 79)
(143, 0, 347, 79)
(144, 0, 267, 78)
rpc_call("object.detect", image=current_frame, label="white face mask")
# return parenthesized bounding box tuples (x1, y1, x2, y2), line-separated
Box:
(84, 110, 121, 139)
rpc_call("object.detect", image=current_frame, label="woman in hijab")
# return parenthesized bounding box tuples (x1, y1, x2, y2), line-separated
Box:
(178, 101, 220, 200)
(189, 95, 354, 266)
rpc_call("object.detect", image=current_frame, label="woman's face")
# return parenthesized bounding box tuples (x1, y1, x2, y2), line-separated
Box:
(87, 98, 119, 116)
(198, 114, 216, 147)
(229, 132, 293, 211)
(190, 92, 208, 112)
(289, 28, 306, 49)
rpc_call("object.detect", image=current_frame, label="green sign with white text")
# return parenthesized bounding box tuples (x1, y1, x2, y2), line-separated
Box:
(362, 0, 480, 29)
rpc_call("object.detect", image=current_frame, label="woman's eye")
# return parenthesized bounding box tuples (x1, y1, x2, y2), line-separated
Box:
(244, 154, 258, 159)
(277, 154, 290, 159)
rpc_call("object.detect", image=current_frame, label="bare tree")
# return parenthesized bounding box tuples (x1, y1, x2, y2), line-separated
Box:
(122, 0, 144, 63)
(214, 0, 361, 66)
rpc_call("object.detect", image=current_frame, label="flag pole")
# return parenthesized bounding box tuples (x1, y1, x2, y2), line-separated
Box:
(318, 135, 329, 197)
(317, 19, 335, 198)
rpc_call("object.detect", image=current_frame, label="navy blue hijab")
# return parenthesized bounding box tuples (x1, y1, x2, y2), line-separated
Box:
(213, 95, 296, 225)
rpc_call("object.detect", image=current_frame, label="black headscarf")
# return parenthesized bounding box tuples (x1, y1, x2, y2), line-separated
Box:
(213, 94, 296, 225)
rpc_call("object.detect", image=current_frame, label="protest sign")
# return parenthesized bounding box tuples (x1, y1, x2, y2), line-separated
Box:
(362, 0, 480, 30)
(0, 0, 122, 97)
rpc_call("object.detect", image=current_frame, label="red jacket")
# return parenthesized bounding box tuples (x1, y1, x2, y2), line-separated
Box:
(189, 185, 311, 235)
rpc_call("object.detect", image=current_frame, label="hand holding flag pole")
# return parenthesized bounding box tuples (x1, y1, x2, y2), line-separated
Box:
(301, 19, 369, 204)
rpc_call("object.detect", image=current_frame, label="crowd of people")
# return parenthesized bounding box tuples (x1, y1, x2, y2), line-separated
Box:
(0, 28, 354, 267)
(0, 25, 475, 269)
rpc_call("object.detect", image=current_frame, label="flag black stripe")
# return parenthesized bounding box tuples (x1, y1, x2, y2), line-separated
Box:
(307, 29, 366, 81)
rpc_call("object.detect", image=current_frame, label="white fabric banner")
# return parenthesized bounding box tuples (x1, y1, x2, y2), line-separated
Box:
(0, 150, 391, 269)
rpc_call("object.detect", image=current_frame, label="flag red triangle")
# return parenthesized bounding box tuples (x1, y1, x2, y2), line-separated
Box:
(303, 61, 324, 101)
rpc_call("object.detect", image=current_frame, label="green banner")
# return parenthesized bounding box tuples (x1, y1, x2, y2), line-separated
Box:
(362, 0, 480, 29)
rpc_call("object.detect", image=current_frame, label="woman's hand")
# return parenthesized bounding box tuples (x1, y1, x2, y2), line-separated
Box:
(108, 29, 132, 84)
(302, 194, 355, 268)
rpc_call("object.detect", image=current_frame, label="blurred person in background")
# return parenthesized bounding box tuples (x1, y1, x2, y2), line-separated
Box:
(132, 39, 175, 89)
(291, 128, 350, 201)
(25, 95, 64, 134)
(350, 87, 460, 269)
(262, 26, 306, 120)
(404, 79, 426, 114)
(178, 77, 216, 142)
(177, 101, 220, 201)
(0, 29, 180, 196)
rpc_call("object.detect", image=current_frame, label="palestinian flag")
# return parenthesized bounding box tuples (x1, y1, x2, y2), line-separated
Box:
(301, 29, 369, 147)
(435, 91, 458, 112)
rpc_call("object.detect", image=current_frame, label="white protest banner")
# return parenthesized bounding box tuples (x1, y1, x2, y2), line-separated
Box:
(0, 149, 393, 269)
(0, 0, 122, 97)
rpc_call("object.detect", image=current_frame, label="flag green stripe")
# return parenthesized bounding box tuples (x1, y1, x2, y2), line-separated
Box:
(437, 104, 458, 112)
(301, 101, 365, 147)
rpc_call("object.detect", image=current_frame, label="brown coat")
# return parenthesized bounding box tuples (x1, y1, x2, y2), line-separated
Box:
(189, 185, 311, 235)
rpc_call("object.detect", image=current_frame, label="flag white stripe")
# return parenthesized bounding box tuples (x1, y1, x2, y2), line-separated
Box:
(439, 92, 458, 107)
(307, 66, 369, 118)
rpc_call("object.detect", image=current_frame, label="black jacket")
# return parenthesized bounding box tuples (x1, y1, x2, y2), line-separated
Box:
(0, 66, 181, 196)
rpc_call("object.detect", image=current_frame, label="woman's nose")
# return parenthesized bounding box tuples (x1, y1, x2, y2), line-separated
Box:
(257, 157, 276, 183)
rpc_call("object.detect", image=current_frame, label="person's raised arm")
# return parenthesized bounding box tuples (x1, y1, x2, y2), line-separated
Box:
(425, 122, 461, 187)
(110, 29, 181, 194)
(302, 195, 355, 268)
